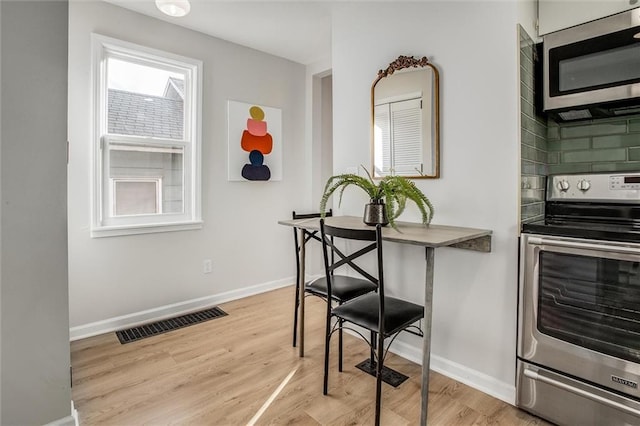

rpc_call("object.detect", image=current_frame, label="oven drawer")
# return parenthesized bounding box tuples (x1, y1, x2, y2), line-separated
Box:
(521, 328, 640, 399)
(517, 360, 640, 426)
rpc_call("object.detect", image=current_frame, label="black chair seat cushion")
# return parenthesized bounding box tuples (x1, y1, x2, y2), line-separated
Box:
(332, 293, 424, 337)
(306, 275, 377, 303)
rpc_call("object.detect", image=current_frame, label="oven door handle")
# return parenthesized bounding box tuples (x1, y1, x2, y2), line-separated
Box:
(527, 236, 640, 255)
(524, 368, 640, 417)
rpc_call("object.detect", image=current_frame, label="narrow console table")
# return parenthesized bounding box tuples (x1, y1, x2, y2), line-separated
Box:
(278, 215, 492, 425)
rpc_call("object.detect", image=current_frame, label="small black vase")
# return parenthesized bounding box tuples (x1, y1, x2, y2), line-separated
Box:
(363, 200, 389, 226)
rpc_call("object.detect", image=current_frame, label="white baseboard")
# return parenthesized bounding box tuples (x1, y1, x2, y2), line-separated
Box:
(44, 401, 78, 426)
(44, 415, 76, 426)
(69, 277, 294, 341)
(388, 339, 516, 405)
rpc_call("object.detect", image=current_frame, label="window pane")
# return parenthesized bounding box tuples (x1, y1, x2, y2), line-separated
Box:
(114, 181, 158, 216)
(107, 58, 185, 140)
(109, 144, 184, 215)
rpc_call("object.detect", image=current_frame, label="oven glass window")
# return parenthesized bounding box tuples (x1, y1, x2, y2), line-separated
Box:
(538, 251, 640, 363)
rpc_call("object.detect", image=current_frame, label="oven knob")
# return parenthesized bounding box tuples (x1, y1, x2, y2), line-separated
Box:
(557, 179, 570, 192)
(577, 179, 591, 191)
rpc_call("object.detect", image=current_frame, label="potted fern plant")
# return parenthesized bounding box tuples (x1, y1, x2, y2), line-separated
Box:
(319, 168, 434, 229)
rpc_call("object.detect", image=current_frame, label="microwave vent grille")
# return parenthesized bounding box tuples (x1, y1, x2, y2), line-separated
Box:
(558, 110, 592, 121)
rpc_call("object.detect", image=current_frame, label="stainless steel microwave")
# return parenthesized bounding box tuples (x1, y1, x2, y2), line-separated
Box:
(543, 7, 640, 121)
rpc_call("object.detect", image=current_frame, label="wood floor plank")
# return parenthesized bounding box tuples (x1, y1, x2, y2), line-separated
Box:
(71, 286, 550, 425)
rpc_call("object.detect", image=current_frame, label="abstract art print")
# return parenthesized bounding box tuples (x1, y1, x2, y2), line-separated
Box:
(228, 100, 282, 181)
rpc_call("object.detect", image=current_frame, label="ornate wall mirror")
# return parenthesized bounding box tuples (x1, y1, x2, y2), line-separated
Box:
(371, 55, 440, 179)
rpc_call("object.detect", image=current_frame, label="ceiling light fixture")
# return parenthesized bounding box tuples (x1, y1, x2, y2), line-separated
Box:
(155, 0, 191, 17)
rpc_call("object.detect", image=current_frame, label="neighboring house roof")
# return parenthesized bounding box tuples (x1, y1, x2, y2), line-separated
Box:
(108, 89, 184, 139)
(164, 77, 185, 100)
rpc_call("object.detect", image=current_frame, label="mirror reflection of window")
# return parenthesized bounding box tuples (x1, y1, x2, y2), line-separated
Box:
(374, 95, 423, 176)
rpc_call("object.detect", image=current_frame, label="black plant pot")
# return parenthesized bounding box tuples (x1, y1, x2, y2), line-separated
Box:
(363, 201, 389, 226)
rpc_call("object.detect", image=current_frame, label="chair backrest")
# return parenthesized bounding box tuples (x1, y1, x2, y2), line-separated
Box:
(292, 210, 332, 277)
(319, 219, 385, 303)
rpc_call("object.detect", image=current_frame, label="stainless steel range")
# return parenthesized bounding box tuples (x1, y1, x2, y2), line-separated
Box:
(518, 172, 640, 425)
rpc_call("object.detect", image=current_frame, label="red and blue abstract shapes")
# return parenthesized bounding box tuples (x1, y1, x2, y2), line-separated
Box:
(228, 100, 282, 182)
(240, 106, 273, 181)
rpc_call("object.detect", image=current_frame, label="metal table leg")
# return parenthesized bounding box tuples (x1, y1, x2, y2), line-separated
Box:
(298, 227, 306, 357)
(420, 246, 435, 425)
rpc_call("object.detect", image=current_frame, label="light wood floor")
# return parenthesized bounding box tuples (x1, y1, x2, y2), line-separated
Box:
(71, 286, 551, 425)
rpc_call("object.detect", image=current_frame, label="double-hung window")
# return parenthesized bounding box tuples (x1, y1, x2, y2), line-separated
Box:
(92, 34, 202, 237)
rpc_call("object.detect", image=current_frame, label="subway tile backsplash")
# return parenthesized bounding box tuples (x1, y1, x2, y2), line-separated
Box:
(558, 121, 628, 139)
(520, 26, 546, 224)
(592, 161, 640, 172)
(562, 148, 626, 163)
(547, 116, 640, 174)
(592, 134, 640, 149)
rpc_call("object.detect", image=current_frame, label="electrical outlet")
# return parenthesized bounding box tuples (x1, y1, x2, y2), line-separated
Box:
(203, 259, 212, 274)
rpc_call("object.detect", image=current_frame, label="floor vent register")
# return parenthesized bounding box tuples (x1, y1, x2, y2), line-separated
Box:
(115, 306, 228, 344)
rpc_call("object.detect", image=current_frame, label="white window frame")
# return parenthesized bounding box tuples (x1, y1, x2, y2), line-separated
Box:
(91, 34, 202, 237)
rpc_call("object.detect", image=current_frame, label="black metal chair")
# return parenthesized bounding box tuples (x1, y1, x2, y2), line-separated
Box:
(319, 219, 424, 426)
(292, 211, 378, 364)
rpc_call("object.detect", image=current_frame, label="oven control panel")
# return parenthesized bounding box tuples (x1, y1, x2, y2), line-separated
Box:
(610, 175, 640, 190)
(547, 172, 640, 202)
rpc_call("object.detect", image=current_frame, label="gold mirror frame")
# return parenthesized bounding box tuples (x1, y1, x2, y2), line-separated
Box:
(371, 55, 440, 179)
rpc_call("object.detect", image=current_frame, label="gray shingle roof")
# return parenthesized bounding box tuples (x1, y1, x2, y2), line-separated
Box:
(108, 89, 184, 139)
(164, 77, 185, 100)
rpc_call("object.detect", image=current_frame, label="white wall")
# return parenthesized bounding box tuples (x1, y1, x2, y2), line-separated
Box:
(331, 1, 528, 402)
(320, 75, 333, 198)
(306, 57, 332, 210)
(68, 2, 307, 329)
(1, 1, 72, 424)
(518, 0, 538, 41)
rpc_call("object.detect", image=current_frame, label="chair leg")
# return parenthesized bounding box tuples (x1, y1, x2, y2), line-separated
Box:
(375, 333, 384, 426)
(292, 279, 300, 347)
(338, 307, 343, 372)
(323, 311, 332, 395)
(370, 330, 376, 368)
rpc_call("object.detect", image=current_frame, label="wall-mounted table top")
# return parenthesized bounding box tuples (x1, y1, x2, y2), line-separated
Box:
(278, 215, 492, 252)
